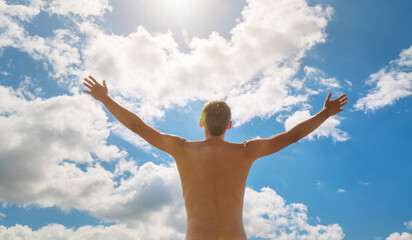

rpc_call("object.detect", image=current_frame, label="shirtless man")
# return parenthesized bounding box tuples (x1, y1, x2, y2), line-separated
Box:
(83, 76, 348, 240)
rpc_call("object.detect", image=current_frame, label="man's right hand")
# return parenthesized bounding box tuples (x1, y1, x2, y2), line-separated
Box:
(323, 93, 348, 116)
(83, 75, 109, 103)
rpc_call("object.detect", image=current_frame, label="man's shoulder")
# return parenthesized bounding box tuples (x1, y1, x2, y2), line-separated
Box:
(183, 140, 247, 149)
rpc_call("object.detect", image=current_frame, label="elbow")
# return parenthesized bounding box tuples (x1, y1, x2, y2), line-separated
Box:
(291, 133, 301, 143)
(130, 121, 141, 134)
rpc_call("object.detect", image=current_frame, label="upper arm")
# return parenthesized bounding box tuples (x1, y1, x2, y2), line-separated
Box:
(243, 131, 298, 161)
(156, 133, 188, 156)
(130, 118, 187, 156)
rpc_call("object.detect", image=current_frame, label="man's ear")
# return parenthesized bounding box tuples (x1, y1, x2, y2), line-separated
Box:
(227, 120, 232, 130)
(199, 118, 204, 128)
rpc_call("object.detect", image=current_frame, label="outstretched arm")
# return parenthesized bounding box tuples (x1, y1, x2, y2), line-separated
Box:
(244, 93, 348, 160)
(83, 76, 186, 156)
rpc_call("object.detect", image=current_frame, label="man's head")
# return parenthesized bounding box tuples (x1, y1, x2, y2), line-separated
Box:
(200, 100, 232, 137)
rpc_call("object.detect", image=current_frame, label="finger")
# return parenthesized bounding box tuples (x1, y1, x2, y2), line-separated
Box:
(339, 96, 349, 102)
(103, 80, 107, 89)
(336, 94, 347, 101)
(326, 92, 332, 101)
(340, 101, 348, 106)
(83, 82, 93, 89)
(83, 90, 91, 94)
(89, 75, 99, 85)
(84, 78, 94, 86)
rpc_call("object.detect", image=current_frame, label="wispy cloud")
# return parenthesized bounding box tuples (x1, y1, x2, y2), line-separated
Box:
(48, 0, 112, 17)
(358, 181, 369, 186)
(355, 45, 412, 112)
(303, 66, 341, 89)
(284, 110, 349, 142)
(404, 220, 412, 230)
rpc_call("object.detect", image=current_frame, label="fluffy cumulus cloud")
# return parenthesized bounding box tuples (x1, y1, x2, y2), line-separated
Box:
(0, 186, 344, 240)
(0, 0, 42, 48)
(0, 84, 185, 226)
(0, 224, 183, 240)
(355, 45, 412, 112)
(386, 232, 412, 240)
(243, 187, 344, 239)
(0, 0, 82, 80)
(80, 0, 334, 125)
(0, 85, 124, 203)
(284, 110, 349, 142)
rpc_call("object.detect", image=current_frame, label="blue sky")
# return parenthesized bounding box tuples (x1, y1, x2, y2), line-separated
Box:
(0, 0, 411, 239)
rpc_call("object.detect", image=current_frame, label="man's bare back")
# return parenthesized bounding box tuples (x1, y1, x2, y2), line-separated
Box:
(83, 76, 348, 240)
(175, 139, 252, 239)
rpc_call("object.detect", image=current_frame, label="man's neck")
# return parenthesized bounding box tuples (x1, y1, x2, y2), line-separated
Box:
(204, 131, 226, 141)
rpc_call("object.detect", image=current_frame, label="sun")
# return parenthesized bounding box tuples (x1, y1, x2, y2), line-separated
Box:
(155, 0, 205, 23)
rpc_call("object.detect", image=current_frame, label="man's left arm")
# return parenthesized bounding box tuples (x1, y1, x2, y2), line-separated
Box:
(83, 76, 187, 156)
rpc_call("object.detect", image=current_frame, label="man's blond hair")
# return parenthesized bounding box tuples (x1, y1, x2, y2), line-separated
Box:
(201, 100, 231, 136)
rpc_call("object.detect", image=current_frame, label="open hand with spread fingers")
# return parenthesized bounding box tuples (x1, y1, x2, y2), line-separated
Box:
(83, 76, 109, 103)
(323, 92, 348, 116)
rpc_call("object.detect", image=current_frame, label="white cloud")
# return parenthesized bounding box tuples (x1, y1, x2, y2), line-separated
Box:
(0, 223, 183, 240)
(284, 110, 349, 142)
(386, 232, 412, 240)
(355, 45, 412, 112)
(0, 84, 189, 236)
(48, 0, 112, 17)
(109, 123, 152, 151)
(0, 0, 43, 22)
(0, 186, 344, 240)
(337, 189, 346, 193)
(0, 212, 4, 218)
(0, 1, 82, 80)
(0, 85, 186, 230)
(344, 80, 352, 87)
(0, 84, 125, 204)
(79, 0, 333, 125)
(404, 221, 412, 230)
(304, 66, 341, 89)
(358, 181, 369, 185)
(0, 0, 41, 49)
(394, 47, 412, 67)
(243, 187, 344, 239)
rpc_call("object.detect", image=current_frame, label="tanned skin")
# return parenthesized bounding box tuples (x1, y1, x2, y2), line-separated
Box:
(83, 76, 348, 240)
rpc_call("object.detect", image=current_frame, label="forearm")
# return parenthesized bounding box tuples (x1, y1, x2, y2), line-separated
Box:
(100, 95, 184, 154)
(101, 95, 141, 132)
(289, 108, 331, 141)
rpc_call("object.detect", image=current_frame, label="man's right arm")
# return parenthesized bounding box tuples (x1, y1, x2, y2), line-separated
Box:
(243, 93, 348, 160)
